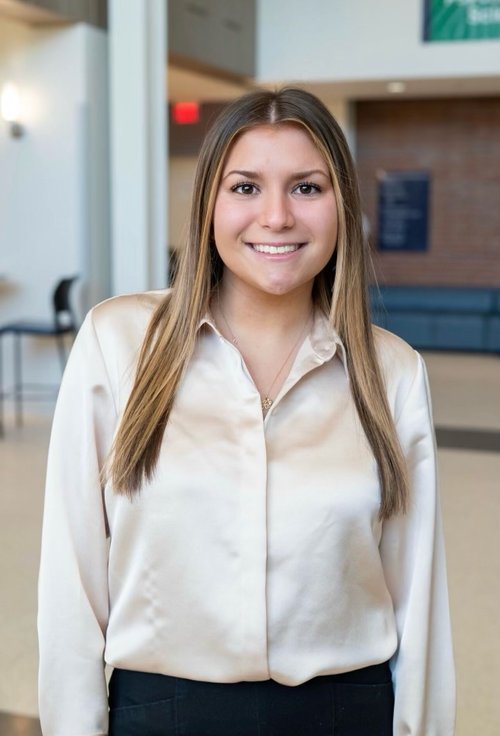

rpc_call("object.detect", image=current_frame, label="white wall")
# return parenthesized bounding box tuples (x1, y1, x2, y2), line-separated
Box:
(257, 0, 500, 82)
(0, 16, 109, 394)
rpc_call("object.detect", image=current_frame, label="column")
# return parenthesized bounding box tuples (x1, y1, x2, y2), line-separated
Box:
(108, 0, 167, 295)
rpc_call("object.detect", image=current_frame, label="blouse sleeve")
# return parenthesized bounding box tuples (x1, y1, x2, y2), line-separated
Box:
(379, 352, 456, 736)
(38, 310, 117, 735)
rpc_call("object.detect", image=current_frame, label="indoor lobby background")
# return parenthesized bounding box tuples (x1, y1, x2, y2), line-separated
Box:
(0, 0, 499, 734)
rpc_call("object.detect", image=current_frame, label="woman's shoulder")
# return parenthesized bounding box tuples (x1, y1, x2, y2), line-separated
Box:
(90, 288, 169, 320)
(371, 325, 425, 414)
(372, 324, 419, 374)
(88, 289, 170, 334)
(80, 289, 171, 359)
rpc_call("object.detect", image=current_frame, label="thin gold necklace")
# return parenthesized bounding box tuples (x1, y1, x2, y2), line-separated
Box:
(217, 298, 312, 414)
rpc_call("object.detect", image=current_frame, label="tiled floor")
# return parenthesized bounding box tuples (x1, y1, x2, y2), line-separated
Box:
(0, 712, 42, 735)
(0, 351, 499, 735)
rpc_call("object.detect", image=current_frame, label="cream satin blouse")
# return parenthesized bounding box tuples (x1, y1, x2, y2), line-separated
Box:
(38, 290, 455, 735)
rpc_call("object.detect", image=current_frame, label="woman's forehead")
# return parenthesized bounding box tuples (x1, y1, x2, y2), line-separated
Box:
(221, 123, 328, 172)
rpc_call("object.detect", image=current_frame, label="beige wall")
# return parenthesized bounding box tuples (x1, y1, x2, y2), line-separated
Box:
(168, 156, 197, 251)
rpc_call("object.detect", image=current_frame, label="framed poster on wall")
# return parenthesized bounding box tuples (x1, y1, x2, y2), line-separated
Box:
(377, 170, 430, 252)
(423, 0, 500, 41)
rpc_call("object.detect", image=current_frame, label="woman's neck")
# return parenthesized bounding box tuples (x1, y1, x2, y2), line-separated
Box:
(214, 279, 314, 342)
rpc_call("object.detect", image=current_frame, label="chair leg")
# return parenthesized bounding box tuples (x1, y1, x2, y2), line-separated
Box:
(56, 334, 67, 375)
(13, 333, 23, 428)
(0, 337, 4, 438)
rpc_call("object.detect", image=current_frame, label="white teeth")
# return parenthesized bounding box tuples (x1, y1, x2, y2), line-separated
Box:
(252, 244, 300, 254)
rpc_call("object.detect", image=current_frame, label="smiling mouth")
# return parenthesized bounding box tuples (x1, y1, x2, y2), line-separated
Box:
(250, 243, 304, 254)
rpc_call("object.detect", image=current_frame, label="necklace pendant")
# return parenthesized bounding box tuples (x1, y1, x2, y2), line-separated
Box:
(261, 396, 273, 412)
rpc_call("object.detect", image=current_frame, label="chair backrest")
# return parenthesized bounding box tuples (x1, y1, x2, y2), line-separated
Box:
(52, 276, 78, 331)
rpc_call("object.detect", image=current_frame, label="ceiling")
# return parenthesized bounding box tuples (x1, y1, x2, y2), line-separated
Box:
(168, 65, 251, 103)
(168, 64, 500, 104)
(302, 75, 500, 101)
(0, 0, 66, 25)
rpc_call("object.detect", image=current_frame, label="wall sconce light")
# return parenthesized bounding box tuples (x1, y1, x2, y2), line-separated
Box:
(387, 81, 406, 95)
(1, 83, 24, 138)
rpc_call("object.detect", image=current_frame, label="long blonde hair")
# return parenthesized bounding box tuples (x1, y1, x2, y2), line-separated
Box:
(109, 88, 408, 519)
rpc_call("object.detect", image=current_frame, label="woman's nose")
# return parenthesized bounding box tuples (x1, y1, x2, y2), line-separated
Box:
(258, 190, 295, 230)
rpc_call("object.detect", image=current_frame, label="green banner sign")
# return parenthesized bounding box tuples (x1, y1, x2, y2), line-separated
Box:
(424, 0, 500, 41)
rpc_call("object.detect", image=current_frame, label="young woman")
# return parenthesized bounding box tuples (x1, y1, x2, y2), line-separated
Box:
(38, 88, 455, 735)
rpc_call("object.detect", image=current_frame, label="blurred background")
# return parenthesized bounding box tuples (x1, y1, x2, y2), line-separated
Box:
(0, 0, 499, 733)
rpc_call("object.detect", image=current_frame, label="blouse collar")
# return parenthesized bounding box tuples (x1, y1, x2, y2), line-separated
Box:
(199, 307, 348, 372)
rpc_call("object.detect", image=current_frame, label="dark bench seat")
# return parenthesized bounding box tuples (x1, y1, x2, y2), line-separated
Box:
(370, 286, 500, 352)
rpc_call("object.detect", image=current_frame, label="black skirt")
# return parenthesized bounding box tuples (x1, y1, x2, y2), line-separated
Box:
(108, 661, 394, 736)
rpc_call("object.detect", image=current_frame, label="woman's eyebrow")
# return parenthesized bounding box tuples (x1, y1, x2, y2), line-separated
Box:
(222, 169, 259, 180)
(222, 168, 329, 181)
(291, 169, 330, 179)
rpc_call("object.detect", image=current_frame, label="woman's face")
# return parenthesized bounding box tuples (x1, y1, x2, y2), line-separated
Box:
(213, 123, 338, 300)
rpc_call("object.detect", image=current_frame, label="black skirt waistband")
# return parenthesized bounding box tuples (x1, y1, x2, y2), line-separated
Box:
(109, 660, 392, 702)
(311, 661, 392, 685)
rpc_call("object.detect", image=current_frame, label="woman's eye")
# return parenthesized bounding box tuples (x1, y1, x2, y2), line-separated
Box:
(294, 182, 321, 195)
(232, 182, 257, 195)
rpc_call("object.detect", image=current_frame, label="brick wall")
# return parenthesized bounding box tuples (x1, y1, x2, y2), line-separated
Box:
(356, 98, 500, 286)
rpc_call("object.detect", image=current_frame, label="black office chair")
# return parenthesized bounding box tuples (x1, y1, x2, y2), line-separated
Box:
(0, 276, 79, 435)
